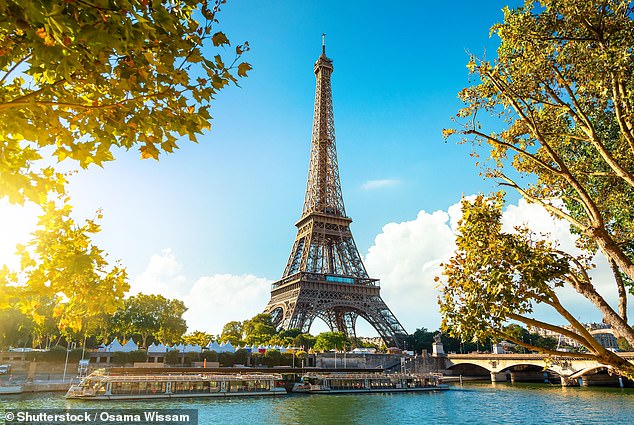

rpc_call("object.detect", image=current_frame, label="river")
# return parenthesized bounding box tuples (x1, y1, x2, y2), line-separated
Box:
(2, 383, 633, 424)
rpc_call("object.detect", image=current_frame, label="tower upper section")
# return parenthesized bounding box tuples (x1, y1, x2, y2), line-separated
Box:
(301, 39, 346, 219)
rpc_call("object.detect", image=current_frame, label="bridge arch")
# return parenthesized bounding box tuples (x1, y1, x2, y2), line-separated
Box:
(445, 362, 491, 377)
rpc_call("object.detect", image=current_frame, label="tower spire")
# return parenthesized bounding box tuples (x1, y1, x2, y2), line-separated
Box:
(304, 34, 340, 217)
(322, 33, 326, 55)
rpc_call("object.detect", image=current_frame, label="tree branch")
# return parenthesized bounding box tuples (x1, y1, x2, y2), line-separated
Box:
(464, 129, 563, 175)
(612, 75, 634, 152)
(506, 312, 595, 350)
(0, 90, 173, 112)
(484, 70, 608, 226)
(0, 54, 32, 85)
(544, 291, 610, 355)
(609, 258, 628, 324)
(493, 328, 597, 360)
(551, 65, 634, 187)
(495, 172, 587, 229)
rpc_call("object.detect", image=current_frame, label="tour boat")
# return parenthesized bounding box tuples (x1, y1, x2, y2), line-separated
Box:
(65, 369, 287, 400)
(292, 372, 448, 394)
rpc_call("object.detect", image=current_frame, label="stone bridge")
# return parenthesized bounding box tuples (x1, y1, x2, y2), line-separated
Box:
(443, 352, 634, 386)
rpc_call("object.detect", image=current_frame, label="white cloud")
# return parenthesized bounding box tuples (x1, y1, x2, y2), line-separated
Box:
(364, 197, 627, 335)
(129, 251, 271, 336)
(130, 197, 628, 340)
(130, 249, 189, 298)
(361, 179, 400, 190)
(185, 274, 271, 334)
(364, 209, 457, 334)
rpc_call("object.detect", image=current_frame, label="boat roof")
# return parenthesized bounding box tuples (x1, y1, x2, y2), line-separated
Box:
(82, 370, 283, 382)
(301, 372, 440, 380)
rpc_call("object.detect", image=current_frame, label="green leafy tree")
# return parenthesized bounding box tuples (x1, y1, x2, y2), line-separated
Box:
(242, 313, 276, 346)
(182, 330, 213, 347)
(165, 349, 181, 365)
(292, 333, 316, 349)
(278, 328, 302, 340)
(313, 331, 347, 352)
(116, 294, 161, 347)
(0, 0, 250, 205)
(439, 195, 633, 376)
(406, 328, 437, 353)
(156, 298, 187, 345)
(267, 334, 285, 347)
(263, 348, 281, 366)
(220, 320, 244, 346)
(110, 299, 135, 343)
(112, 294, 187, 347)
(232, 348, 248, 365)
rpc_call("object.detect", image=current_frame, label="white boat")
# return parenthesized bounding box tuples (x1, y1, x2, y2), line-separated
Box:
(66, 369, 286, 400)
(292, 372, 448, 394)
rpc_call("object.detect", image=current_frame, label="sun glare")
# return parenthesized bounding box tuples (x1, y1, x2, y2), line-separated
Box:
(0, 200, 39, 269)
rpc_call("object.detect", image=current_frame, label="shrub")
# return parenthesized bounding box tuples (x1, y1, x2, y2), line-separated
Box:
(201, 351, 218, 362)
(165, 350, 180, 365)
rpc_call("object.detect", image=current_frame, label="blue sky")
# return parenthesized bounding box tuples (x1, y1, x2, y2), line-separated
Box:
(67, 0, 514, 279)
(6, 0, 622, 336)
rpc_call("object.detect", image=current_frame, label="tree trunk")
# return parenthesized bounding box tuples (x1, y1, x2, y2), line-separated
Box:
(593, 227, 634, 285)
(567, 275, 634, 346)
(609, 258, 628, 324)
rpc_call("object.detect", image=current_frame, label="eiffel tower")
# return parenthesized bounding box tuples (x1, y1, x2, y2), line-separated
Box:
(264, 37, 408, 348)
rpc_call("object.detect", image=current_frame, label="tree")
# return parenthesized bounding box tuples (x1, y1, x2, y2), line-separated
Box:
(116, 294, 160, 347)
(0, 307, 33, 350)
(113, 294, 187, 347)
(277, 328, 302, 345)
(0, 0, 249, 330)
(156, 298, 187, 345)
(0, 0, 250, 206)
(439, 195, 633, 376)
(313, 331, 347, 352)
(220, 320, 243, 346)
(405, 328, 434, 354)
(444, 0, 634, 376)
(182, 330, 213, 347)
(292, 333, 316, 350)
(242, 314, 276, 346)
(10, 200, 127, 335)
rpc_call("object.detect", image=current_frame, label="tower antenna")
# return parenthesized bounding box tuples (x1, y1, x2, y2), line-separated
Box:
(322, 33, 326, 55)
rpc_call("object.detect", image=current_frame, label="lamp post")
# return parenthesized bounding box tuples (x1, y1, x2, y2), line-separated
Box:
(62, 341, 76, 383)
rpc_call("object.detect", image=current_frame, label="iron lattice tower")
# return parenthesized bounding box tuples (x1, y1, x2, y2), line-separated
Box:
(264, 38, 408, 348)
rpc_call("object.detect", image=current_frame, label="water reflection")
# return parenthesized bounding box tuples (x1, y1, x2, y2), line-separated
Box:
(2, 383, 633, 425)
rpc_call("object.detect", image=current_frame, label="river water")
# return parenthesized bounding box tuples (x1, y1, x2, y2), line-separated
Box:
(2, 383, 633, 424)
